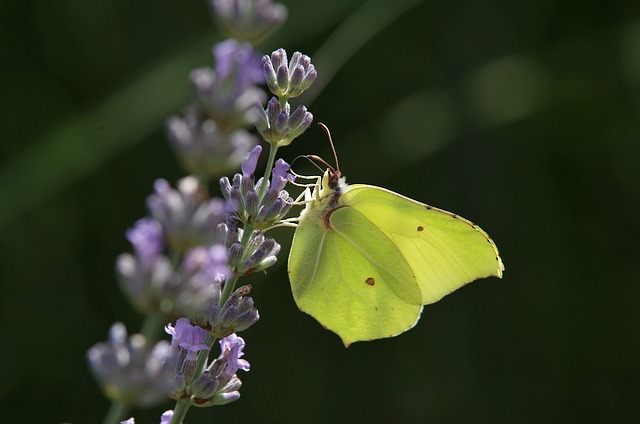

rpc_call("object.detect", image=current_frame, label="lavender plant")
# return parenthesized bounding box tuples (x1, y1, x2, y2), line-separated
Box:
(87, 1, 318, 423)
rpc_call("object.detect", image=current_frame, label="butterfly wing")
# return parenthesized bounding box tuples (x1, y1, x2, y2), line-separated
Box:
(341, 185, 504, 305)
(289, 204, 423, 346)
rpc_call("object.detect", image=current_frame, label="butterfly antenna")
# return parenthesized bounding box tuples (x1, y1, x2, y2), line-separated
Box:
(291, 154, 327, 174)
(318, 123, 340, 174)
(304, 154, 335, 173)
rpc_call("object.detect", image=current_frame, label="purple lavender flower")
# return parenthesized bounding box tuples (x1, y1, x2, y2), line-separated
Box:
(166, 106, 258, 180)
(210, 0, 288, 44)
(219, 334, 250, 378)
(192, 40, 266, 130)
(117, 244, 228, 321)
(160, 410, 173, 424)
(87, 323, 175, 407)
(126, 218, 164, 266)
(189, 333, 250, 406)
(241, 145, 262, 178)
(147, 177, 228, 252)
(182, 245, 231, 284)
(166, 39, 267, 180)
(116, 251, 173, 314)
(165, 318, 210, 361)
(269, 158, 295, 193)
(214, 40, 265, 89)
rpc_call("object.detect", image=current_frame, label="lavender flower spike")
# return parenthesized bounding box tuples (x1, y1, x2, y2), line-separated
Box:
(87, 323, 174, 407)
(210, 0, 288, 44)
(263, 49, 317, 99)
(166, 108, 258, 180)
(188, 40, 266, 132)
(147, 177, 228, 252)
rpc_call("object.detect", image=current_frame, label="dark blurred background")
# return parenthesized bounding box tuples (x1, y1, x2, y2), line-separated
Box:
(2, 0, 640, 422)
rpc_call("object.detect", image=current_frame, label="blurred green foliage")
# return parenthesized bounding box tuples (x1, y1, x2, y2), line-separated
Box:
(2, 0, 640, 422)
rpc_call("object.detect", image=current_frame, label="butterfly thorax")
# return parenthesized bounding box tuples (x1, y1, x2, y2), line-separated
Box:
(299, 170, 348, 229)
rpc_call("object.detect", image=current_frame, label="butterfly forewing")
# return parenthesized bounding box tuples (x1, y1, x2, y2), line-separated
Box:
(342, 185, 504, 305)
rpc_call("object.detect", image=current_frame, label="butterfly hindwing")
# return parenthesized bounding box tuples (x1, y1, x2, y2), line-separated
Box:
(289, 204, 422, 346)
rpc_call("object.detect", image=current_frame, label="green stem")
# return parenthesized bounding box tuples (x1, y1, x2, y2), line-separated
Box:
(195, 333, 217, 378)
(101, 312, 166, 424)
(221, 274, 240, 306)
(140, 311, 165, 342)
(102, 399, 129, 424)
(170, 397, 193, 424)
(221, 143, 279, 303)
(257, 143, 279, 202)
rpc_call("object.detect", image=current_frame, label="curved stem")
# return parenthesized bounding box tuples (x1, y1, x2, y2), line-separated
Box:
(102, 399, 129, 424)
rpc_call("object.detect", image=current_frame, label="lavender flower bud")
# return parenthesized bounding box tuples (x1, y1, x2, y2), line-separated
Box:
(244, 231, 265, 256)
(165, 318, 210, 390)
(191, 371, 220, 401)
(116, 252, 173, 314)
(256, 196, 291, 223)
(160, 411, 173, 424)
(192, 334, 249, 406)
(169, 247, 230, 319)
(125, 218, 164, 266)
(118, 239, 228, 320)
(211, 383, 242, 406)
(209, 0, 288, 44)
(255, 97, 313, 147)
(227, 242, 244, 269)
(262, 49, 317, 99)
(87, 323, 175, 407)
(221, 295, 259, 334)
(236, 232, 280, 274)
(219, 176, 233, 199)
(221, 148, 295, 229)
(245, 190, 260, 217)
(216, 221, 241, 249)
(205, 285, 259, 338)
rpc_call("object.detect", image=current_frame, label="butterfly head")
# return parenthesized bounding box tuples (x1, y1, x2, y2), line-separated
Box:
(319, 168, 347, 206)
